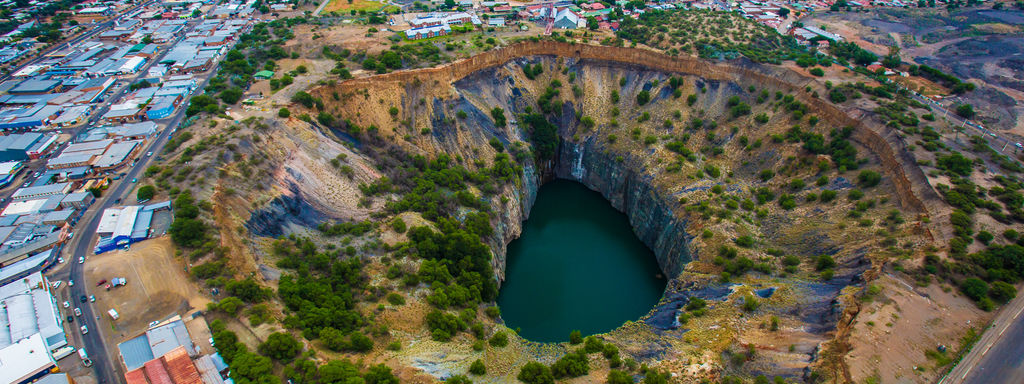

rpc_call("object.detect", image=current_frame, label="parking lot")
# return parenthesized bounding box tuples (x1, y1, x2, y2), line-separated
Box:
(80, 236, 210, 351)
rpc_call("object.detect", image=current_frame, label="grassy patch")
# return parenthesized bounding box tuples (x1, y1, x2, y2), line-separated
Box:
(323, 0, 384, 13)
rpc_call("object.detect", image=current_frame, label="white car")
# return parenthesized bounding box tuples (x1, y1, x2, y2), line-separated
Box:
(89, 295, 96, 303)
(51, 281, 62, 289)
(68, 280, 74, 287)
(58, 257, 64, 263)
(78, 257, 84, 264)
(1016, 142, 1023, 149)
(74, 308, 81, 317)
(80, 325, 88, 335)
(149, 320, 160, 327)
(62, 301, 70, 308)
(146, 151, 153, 157)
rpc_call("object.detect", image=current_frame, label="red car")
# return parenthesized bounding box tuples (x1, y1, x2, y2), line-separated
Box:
(96, 279, 107, 286)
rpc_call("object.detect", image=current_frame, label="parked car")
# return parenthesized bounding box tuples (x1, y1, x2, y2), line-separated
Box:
(80, 325, 88, 335)
(67, 315, 73, 323)
(79, 295, 87, 303)
(22, 182, 29, 188)
(68, 280, 74, 287)
(149, 320, 160, 327)
(62, 301, 70, 308)
(51, 281, 62, 289)
(74, 308, 81, 317)
(146, 151, 153, 157)
(89, 295, 96, 302)
(96, 279, 107, 286)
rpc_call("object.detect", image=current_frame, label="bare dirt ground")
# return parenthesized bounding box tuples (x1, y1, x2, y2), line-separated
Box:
(286, 24, 393, 56)
(82, 237, 211, 345)
(846, 273, 992, 383)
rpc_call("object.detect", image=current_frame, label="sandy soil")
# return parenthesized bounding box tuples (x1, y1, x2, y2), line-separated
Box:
(82, 237, 211, 344)
(285, 24, 393, 56)
(846, 273, 992, 383)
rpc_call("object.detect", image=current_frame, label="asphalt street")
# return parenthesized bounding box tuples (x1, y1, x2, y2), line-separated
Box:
(0, 0, 157, 83)
(942, 291, 1024, 384)
(54, 15, 235, 380)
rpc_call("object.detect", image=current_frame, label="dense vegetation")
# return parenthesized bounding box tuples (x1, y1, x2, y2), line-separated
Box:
(614, 9, 805, 63)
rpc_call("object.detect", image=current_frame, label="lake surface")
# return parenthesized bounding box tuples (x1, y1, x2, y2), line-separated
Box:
(496, 180, 666, 342)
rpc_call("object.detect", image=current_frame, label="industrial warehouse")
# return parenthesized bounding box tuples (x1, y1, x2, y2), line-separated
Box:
(94, 201, 171, 254)
(0, 272, 67, 384)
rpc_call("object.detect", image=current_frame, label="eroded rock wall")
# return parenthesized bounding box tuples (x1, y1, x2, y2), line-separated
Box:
(317, 41, 933, 214)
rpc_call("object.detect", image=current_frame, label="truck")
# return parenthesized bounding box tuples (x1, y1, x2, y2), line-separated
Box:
(52, 346, 75, 360)
(112, 277, 127, 287)
(108, 308, 119, 320)
(78, 348, 93, 367)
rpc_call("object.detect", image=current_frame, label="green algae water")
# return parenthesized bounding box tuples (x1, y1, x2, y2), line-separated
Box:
(496, 180, 666, 342)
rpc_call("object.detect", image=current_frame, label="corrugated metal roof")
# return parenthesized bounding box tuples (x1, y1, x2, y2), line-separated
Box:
(125, 368, 149, 384)
(144, 358, 174, 384)
(119, 335, 155, 370)
(164, 346, 202, 384)
(194, 355, 225, 384)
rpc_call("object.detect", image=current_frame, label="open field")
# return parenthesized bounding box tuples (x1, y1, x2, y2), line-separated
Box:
(82, 237, 210, 347)
(322, 0, 384, 13)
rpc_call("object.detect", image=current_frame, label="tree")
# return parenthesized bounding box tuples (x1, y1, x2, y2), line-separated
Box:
(518, 362, 554, 384)
(469, 359, 486, 375)
(137, 185, 156, 201)
(778, 7, 790, 17)
(319, 327, 347, 351)
(816, 255, 836, 271)
(364, 364, 399, 384)
(809, 67, 824, 76)
(882, 46, 901, 68)
(318, 360, 362, 383)
(857, 170, 882, 187)
(550, 351, 589, 378)
(608, 370, 633, 384)
(956, 104, 975, 118)
(216, 297, 243, 316)
(488, 331, 509, 347)
(990, 281, 1016, 303)
(587, 16, 599, 30)
(169, 217, 206, 247)
(230, 352, 274, 383)
(226, 278, 270, 303)
(347, 331, 374, 352)
(961, 278, 989, 301)
(278, 108, 291, 118)
(446, 375, 473, 384)
(636, 90, 651, 105)
(258, 332, 302, 361)
(569, 330, 583, 344)
(491, 107, 506, 127)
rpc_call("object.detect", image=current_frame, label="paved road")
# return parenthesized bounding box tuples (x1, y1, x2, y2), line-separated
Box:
(941, 289, 1024, 384)
(57, 17, 243, 382)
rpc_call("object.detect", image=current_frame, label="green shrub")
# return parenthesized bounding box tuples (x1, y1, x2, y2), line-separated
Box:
(488, 331, 509, 347)
(518, 362, 554, 384)
(858, 170, 882, 187)
(469, 359, 486, 375)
